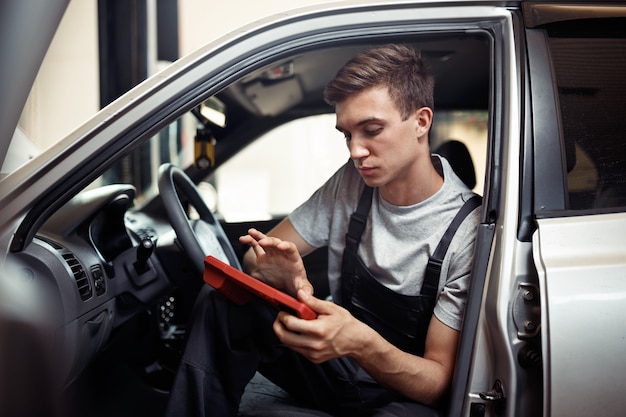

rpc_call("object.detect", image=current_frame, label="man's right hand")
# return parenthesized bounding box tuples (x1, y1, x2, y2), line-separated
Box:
(240, 228, 314, 297)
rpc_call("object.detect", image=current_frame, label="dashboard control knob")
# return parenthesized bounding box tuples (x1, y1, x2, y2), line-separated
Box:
(134, 238, 154, 274)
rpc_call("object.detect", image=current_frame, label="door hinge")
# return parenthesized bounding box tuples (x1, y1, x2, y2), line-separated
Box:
(512, 282, 541, 339)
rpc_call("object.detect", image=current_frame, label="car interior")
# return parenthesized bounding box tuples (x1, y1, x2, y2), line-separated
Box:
(13, 32, 491, 417)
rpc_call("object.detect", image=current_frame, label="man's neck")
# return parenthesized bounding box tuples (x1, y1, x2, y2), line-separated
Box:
(379, 155, 444, 206)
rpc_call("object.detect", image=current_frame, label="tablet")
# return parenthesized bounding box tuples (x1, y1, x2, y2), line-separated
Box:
(203, 255, 317, 320)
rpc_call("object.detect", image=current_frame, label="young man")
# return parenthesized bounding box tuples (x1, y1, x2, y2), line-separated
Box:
(165, 44, 481, 417)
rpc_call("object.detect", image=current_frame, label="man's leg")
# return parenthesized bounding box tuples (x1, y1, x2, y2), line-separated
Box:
(165, 285, 279, 417)
(165, 285, 418, 417)
(260, 354, 400, 415)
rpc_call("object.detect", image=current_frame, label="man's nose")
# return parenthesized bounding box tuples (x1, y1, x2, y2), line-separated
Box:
(348, 137, 369, 160)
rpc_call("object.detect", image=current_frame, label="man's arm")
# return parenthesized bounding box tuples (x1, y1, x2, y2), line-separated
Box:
(353, 315, 460, 405)
(273, 292, 459, 406)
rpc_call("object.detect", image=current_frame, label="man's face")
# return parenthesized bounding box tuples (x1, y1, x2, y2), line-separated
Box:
(335, 86, 430, 189)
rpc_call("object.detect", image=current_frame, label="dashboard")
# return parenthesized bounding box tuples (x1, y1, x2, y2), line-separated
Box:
(11, 184, 182, 385)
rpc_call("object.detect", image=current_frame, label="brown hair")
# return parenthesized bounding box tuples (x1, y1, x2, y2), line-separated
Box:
(323, 44, 434, 120)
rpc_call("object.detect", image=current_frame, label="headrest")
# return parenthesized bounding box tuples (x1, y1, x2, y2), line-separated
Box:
(434, 140, 477, 189)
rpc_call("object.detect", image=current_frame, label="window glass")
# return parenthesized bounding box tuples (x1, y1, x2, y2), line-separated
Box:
(430, 111, 488, 195)
(214, 114, 347, 222)
(214, 111, 488, 222)
(96, 114, 194, 205)
(547, 19, 626, 210)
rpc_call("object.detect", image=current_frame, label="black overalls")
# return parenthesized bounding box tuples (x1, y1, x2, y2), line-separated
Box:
(341, 186, 481, 356)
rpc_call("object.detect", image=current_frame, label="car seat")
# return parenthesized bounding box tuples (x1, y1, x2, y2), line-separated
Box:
(433, 140, 476, 190)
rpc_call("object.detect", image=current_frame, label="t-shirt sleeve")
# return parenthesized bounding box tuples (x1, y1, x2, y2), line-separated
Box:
(433, 206, 480, 331)
(288, 162, 349, 248)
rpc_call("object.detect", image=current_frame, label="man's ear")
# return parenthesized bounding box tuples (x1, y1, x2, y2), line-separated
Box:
(414, 107, 433, 139)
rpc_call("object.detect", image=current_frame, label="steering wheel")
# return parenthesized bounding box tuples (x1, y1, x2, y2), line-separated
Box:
(158, 163, 241, 275)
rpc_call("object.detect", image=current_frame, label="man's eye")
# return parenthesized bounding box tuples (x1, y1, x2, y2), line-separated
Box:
(365, 127, 383, 136)
(344, 133, 352, 141)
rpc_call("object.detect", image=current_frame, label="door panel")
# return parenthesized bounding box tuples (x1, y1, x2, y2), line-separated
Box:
(533, 213, 626, 417)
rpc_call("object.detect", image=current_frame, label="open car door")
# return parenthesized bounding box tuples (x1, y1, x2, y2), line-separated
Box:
(533, 213, 626, 416)
(526, 4, 626, 417)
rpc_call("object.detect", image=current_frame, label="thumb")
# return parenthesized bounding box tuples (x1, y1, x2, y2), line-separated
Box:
(297, 289, 331, 314)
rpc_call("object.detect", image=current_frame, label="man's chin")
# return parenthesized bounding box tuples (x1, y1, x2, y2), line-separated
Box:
(360, 177, 384, 188)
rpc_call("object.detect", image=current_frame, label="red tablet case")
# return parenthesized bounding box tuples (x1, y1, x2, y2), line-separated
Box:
(203, 255, 317, 320)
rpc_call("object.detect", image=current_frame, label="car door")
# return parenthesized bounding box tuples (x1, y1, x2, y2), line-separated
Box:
(526, 5, 626, 417)
(450, 4, 626, 417)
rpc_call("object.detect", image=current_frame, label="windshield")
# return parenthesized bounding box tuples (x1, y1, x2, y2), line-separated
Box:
(92, 113, 197, 205)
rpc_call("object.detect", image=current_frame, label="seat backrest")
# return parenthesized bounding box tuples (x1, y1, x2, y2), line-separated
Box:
(434, 140, 476, 190)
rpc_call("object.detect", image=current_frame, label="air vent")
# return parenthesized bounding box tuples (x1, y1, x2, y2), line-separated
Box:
(62, 253, 93, 301)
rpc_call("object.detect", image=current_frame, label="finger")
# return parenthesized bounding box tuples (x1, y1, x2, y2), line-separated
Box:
(247, 228, 267, 240)
(240, 236, 268, 257)
(257, 236, 282, 249)
(252, 243, 267, 257)
(259, 238, 298, 258)
(274, 313, 313, 345)
(240, 232, 262, 249)
(273, 314, 305, 346)
(261, 242, 280, 257)
(272, 315, 286, 339)
(238, 234, 256, 246)
(298, 290, 332, 314)
(257, 237, 288, 257)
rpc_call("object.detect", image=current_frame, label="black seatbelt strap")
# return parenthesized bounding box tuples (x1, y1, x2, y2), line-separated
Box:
(421, 195, 482, 298)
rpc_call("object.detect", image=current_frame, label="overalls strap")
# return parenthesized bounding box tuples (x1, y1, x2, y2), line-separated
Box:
(422, 195, 482, 298)
(340, 185, 373, 302)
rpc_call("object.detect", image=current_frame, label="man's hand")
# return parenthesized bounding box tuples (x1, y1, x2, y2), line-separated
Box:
(274, 289, 460, 406)
(272, 290, 371, 363)
(239, 228, 314, 297)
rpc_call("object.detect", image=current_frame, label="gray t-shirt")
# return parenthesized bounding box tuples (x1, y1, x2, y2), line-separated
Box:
(288, 155, 480, 331)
